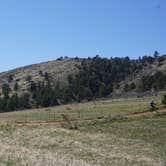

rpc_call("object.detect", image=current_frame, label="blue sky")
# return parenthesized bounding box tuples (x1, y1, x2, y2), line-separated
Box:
(0, 0, 165, 72)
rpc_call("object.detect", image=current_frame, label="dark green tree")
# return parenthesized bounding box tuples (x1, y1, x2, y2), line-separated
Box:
(130, 82, 136, 90)
(26, 75, 32, 82)
(8, 74, 13, 83)
(39, 70, 43, 76)
(44, 72, 49, 82)
(123, 84, 129, 92)
(162, 95, 166, 106)
(14, 82, 19, 91)
(19, 93, 30, 109)
(153, 51, 159, 58)
(2, 83, 11, 98)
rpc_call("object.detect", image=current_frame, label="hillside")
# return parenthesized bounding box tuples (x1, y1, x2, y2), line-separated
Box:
(0, 54, 166, 112)
(1, 55, 166, 94)
(121, 55, 166, 85)
(0, 58, 82, 95)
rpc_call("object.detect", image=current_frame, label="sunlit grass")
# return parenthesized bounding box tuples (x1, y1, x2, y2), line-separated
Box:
(0, 112, 165, 166)
(0, 95, 165, 165)
(0, 95, 163, 123)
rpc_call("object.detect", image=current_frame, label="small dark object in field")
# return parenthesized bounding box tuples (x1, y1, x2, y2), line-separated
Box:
(61, 114, 78, 130)
(150, 100, 157, 112)
(105, 115, 112, 122)
(45, 108, 51, 111)
(97, 116, 104, 119)
(66, 107, 72, 110)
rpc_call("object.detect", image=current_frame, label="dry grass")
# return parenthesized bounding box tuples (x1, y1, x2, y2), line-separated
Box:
(0, 95, 162, 123)
(0, 112, 165, 165)
(0, 58, 81, 95)
(0, 95, 165, 165)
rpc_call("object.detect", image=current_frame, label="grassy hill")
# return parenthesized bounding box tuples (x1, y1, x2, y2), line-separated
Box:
(0, 55, 166, 112)
(0, 58, 82, 95)
(1, 55, 166, 95)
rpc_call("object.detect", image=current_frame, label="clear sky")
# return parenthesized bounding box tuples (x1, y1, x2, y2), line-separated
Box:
(0, 0, 165, 72)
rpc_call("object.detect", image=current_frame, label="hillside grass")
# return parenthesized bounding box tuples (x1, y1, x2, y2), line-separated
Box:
(0, 95, 163, 123)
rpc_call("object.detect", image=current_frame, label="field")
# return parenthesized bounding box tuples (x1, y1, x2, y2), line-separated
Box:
(0, 95, 163, 123)
(0, 95, 166, 166)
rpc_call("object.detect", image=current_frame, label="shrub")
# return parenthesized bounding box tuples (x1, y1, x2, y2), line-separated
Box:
(130, 82, 136, 90)
(39, 70, 43, 76)
(26, 75, 32, 82)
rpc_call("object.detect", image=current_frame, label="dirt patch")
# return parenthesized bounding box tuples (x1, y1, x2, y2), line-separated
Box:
(125, 109, 166, 118)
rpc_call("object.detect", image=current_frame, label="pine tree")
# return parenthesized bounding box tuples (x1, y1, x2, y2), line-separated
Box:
(14, 82, 19, 91)
(162, 95, 166, 105)
(2, 83, 11, 99)
(8, 74, 13, 83)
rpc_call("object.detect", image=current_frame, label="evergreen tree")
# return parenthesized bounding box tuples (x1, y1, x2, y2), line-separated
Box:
(123, 84, 129, 92)
(2, 83, 11, 99)
(14, 82, 19, 91)
(130, 82, 136, 90)
(153, 51, 159, 58)
(8, 74, 13, 83)
(19, 93, 30, 109)
(39, 70, 43, 76)
(99, 83, 108, 97)
(44, 72, 49, 81)
(162, 95, 166, 105)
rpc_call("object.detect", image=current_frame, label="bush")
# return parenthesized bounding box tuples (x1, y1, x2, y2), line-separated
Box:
(162, 95, 166, 105)
(130, 82, 136, 90)
(26, 75, 32, 82)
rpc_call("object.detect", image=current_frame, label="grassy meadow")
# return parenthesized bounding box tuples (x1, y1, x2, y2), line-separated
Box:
(0, 95, 165, 165)
(0, 95, 163, 123)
